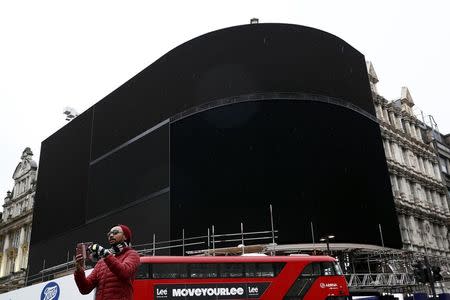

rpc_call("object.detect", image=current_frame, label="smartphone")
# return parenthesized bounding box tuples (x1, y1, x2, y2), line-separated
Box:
(76, 242, 93, 266)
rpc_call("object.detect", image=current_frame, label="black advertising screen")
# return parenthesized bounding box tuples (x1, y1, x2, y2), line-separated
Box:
(89, 23, 374, 160)
(87, 124, 169, 221)
(155, 283, 270, 299)
(170, 98, 401, 248)
(29, 23, 401, 281)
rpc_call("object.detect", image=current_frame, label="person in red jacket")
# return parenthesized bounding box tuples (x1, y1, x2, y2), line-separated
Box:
(74, 224, 141, 300)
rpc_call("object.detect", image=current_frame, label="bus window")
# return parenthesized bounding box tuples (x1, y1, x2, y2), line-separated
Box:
(321, 262, 336, 276)
(152, 264, 188, 279)
(333, 262, 343, 275)
(134, 257, 349, 300)
(300, 263, 321, 277)
(285, 262, 344, 299)
(284, 269, 316, 299)
(219, 263, 244, 278)
(245, 263, 285, 277)
(189, 263, 218, 278)
(136, 263, 150, 279)
(273, 262, 285, 276)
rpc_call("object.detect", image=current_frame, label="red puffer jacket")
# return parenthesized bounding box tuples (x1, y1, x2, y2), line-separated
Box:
(74, 247, 141, 300)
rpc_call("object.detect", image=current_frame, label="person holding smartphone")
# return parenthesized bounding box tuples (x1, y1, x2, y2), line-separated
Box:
(74, 224, 140, 300)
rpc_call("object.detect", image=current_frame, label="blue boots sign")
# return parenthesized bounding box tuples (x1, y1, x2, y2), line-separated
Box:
(40, 282, 60, 300)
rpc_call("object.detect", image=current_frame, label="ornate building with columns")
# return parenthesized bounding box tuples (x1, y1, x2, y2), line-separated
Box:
(0, 147, 37, 292)
(367, 62, 450, 257)
(431, 130, 450, 204)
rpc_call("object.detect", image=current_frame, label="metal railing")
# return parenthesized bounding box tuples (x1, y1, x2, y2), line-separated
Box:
(347, 273, 416, 288)
(26, 224, 279, 285)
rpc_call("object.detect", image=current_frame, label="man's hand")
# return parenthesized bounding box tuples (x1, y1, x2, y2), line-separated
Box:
(75, 253, 85, 271)
(88, 243, 111, 260)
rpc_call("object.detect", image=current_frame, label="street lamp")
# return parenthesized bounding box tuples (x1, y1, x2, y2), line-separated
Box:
(320, 235, 335, 255)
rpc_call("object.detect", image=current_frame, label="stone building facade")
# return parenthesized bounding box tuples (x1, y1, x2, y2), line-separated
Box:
(0, 148, 37, 292)
(367, 62, 450, 257)
(432, 131, 450, 202)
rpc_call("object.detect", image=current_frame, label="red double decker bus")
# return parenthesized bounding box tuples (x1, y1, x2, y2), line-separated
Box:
(133, 255, 350, 300)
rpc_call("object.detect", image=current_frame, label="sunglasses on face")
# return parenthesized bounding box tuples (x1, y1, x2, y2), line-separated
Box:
(107, 229, 123, 237)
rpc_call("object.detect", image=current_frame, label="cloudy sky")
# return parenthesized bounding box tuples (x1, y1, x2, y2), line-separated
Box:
(1, 0, 449, 209)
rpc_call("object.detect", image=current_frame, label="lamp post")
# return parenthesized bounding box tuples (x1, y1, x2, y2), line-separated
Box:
(320, 235, 335, 255)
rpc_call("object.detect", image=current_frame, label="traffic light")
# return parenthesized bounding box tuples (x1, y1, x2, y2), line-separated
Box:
(413, 262, 429, 283)
(432, 266, 443, 282)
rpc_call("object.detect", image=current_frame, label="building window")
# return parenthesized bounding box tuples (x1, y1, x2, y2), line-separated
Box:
(424, 160, 432, 177)
(433, 163, 441, 179)
(401, 147, 408, 166)
(24, 225, 31, 243)
(382, 108, 390, 124)
(9, 256, 16, 274)
(388, 112, 395, 128)
(425, 189, 433, 207)
(440, 157, 448, 174)
(390, 175, 399, 193)
(392, 143, 400, 162)
(375, 105, 383, 120)
(410, 182, 416, 199)
(418, 157, 425, 173)
(21, 250, 28, 269)
(11, 230, 20, 248)
(401, 119, 408, 133)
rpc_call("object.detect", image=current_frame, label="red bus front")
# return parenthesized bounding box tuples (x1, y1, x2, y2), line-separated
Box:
(133, 256, 350, 300)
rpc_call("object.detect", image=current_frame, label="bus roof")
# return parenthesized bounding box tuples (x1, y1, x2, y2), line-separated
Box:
(139, 255, 335, 264)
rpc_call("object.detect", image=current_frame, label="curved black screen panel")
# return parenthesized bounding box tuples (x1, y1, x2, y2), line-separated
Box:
(31, 109, 93, 243)
(29, 24, 400, 280)
(87, 124, 169, 220)
(170, 99, 402, 249)
(91, 23, 373, 160)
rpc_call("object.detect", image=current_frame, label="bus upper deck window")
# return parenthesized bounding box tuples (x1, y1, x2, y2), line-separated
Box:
(189, 263, 218, 278)
(136, 263, 150, 279)
(333, 262, 343, 275)
(245, 263, 276, 277)
(321, 262, 336, 276)
(219, 263, 244, 278)
(152, 264, 188, 279)
(301, 263, 321, 277)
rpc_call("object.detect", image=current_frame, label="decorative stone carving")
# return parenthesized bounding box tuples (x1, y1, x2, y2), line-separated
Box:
(6, 247, 17, 259)
(12, 148, 37, 181)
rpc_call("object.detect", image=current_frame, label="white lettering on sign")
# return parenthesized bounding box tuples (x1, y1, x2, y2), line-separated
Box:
(43, 286, 58, 300)
(320, 282, 338, 288)
(172, 287, 245, 297)
(157, 288, 168, 296)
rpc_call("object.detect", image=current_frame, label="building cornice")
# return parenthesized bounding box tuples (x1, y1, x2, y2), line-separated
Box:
(0, 211, 33, 235)
(3, 190, 35, 208)
(395, 199, 450, 225)
(387, 160, 446, 193)
(380, 125, 436, 157)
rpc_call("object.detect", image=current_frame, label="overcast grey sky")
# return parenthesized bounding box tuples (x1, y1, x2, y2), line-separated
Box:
(1, 0, 449, 210)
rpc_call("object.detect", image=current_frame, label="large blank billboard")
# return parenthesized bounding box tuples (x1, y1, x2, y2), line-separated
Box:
(28, 23, 401, 279)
